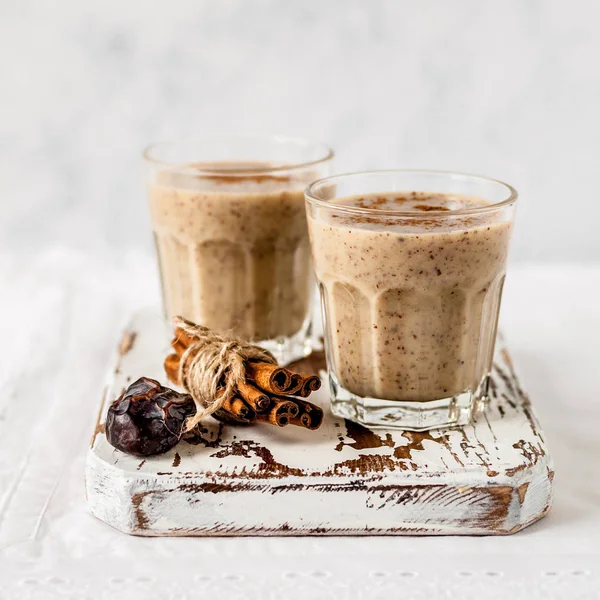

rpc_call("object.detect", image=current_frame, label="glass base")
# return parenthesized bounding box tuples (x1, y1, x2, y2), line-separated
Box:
(258, 320, 317, 366)
(329, 373, 490, 431)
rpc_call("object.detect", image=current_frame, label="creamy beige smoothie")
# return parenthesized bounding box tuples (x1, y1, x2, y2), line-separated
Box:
(308, 192, 513, 402)
(148, 164, 316, 341)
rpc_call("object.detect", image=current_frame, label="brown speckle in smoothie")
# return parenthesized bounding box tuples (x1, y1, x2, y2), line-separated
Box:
(414, 204, 450, 212)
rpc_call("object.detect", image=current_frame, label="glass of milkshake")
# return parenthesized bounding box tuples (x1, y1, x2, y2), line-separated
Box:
(306, 170, 517, 430)
(144, 135, 333, 363)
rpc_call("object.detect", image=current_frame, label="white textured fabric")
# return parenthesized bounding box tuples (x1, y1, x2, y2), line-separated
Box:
(0, 249, 599, 598)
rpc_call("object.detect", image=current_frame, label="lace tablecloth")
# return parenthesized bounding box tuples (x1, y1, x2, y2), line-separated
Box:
(1, 248, 598, 599)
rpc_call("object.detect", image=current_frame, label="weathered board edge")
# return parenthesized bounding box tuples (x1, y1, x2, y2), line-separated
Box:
(86, 436, 553, 536)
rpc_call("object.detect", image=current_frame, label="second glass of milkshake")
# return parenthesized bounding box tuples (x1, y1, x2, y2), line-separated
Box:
(306, 170, 517, 430)
(144, 135, 333, 363)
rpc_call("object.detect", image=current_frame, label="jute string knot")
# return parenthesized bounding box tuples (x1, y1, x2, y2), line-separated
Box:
(173, 316, 277, 431)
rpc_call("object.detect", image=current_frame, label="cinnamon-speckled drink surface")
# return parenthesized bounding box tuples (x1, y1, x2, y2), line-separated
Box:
(308, 192, 513, 402)
(148, 164, 315, 341)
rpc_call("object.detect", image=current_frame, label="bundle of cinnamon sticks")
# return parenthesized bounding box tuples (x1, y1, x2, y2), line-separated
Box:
(164, 327, 324, 430)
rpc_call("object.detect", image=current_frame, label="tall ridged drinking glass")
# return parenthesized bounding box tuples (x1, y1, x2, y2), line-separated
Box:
(144, 135, 333, 363)
(305, 170, 517, 430)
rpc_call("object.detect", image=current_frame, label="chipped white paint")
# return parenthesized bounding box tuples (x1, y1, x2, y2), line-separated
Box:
(86, 309, 553, 536)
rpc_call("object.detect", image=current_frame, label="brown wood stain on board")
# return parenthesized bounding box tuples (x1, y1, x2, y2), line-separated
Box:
(393, 431, 437, 464)
(517, 482, 530, 505)
(183, 423, 225, 448)
(506, 440, 546, 476)
(163, 524, 436, 537)
(335, 420, 395, 452)
(330, 454, 408, 475)
(169, 388, 547, 481)
(129, 480, 521, 535)
(472, 486, 514, 531)
(210, 440, 306, 479)
(131, 491, 152, 531)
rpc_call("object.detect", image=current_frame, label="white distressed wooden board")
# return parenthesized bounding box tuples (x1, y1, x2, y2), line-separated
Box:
(86, 308, 553, 536)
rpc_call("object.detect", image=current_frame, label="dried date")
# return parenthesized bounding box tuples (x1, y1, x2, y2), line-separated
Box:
(106, 377, 195, 457)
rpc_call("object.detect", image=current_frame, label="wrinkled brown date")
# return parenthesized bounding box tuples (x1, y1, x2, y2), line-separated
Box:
(106, 377, 196, 457)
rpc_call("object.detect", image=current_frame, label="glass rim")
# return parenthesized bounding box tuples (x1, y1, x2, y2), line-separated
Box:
(143, 134, 334, 175)
(305, 169, 518, 217)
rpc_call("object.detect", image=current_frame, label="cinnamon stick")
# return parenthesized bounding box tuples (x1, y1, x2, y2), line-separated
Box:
(296, 375, 322, 398)
(255, 397, 298, 427)
(169, 326, 199, 360)
(171, 337, 187, 356)
(164, 353, 181, 385)
(286, 373, 304, 395)
(236, 380, 271, 412)
(173, 327, 196, 351)
(246, 361, 323, 397)
(246, 361, 293, 394)
(290, 413, 312, 429)
(273, 396, 300, 418)
(220, 396, 256, 422)
(289, 398, 324, 430)
(213, 409, 251, 425)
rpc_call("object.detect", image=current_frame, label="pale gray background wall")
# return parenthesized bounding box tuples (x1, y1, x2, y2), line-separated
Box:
(2, 0, 599, 263)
